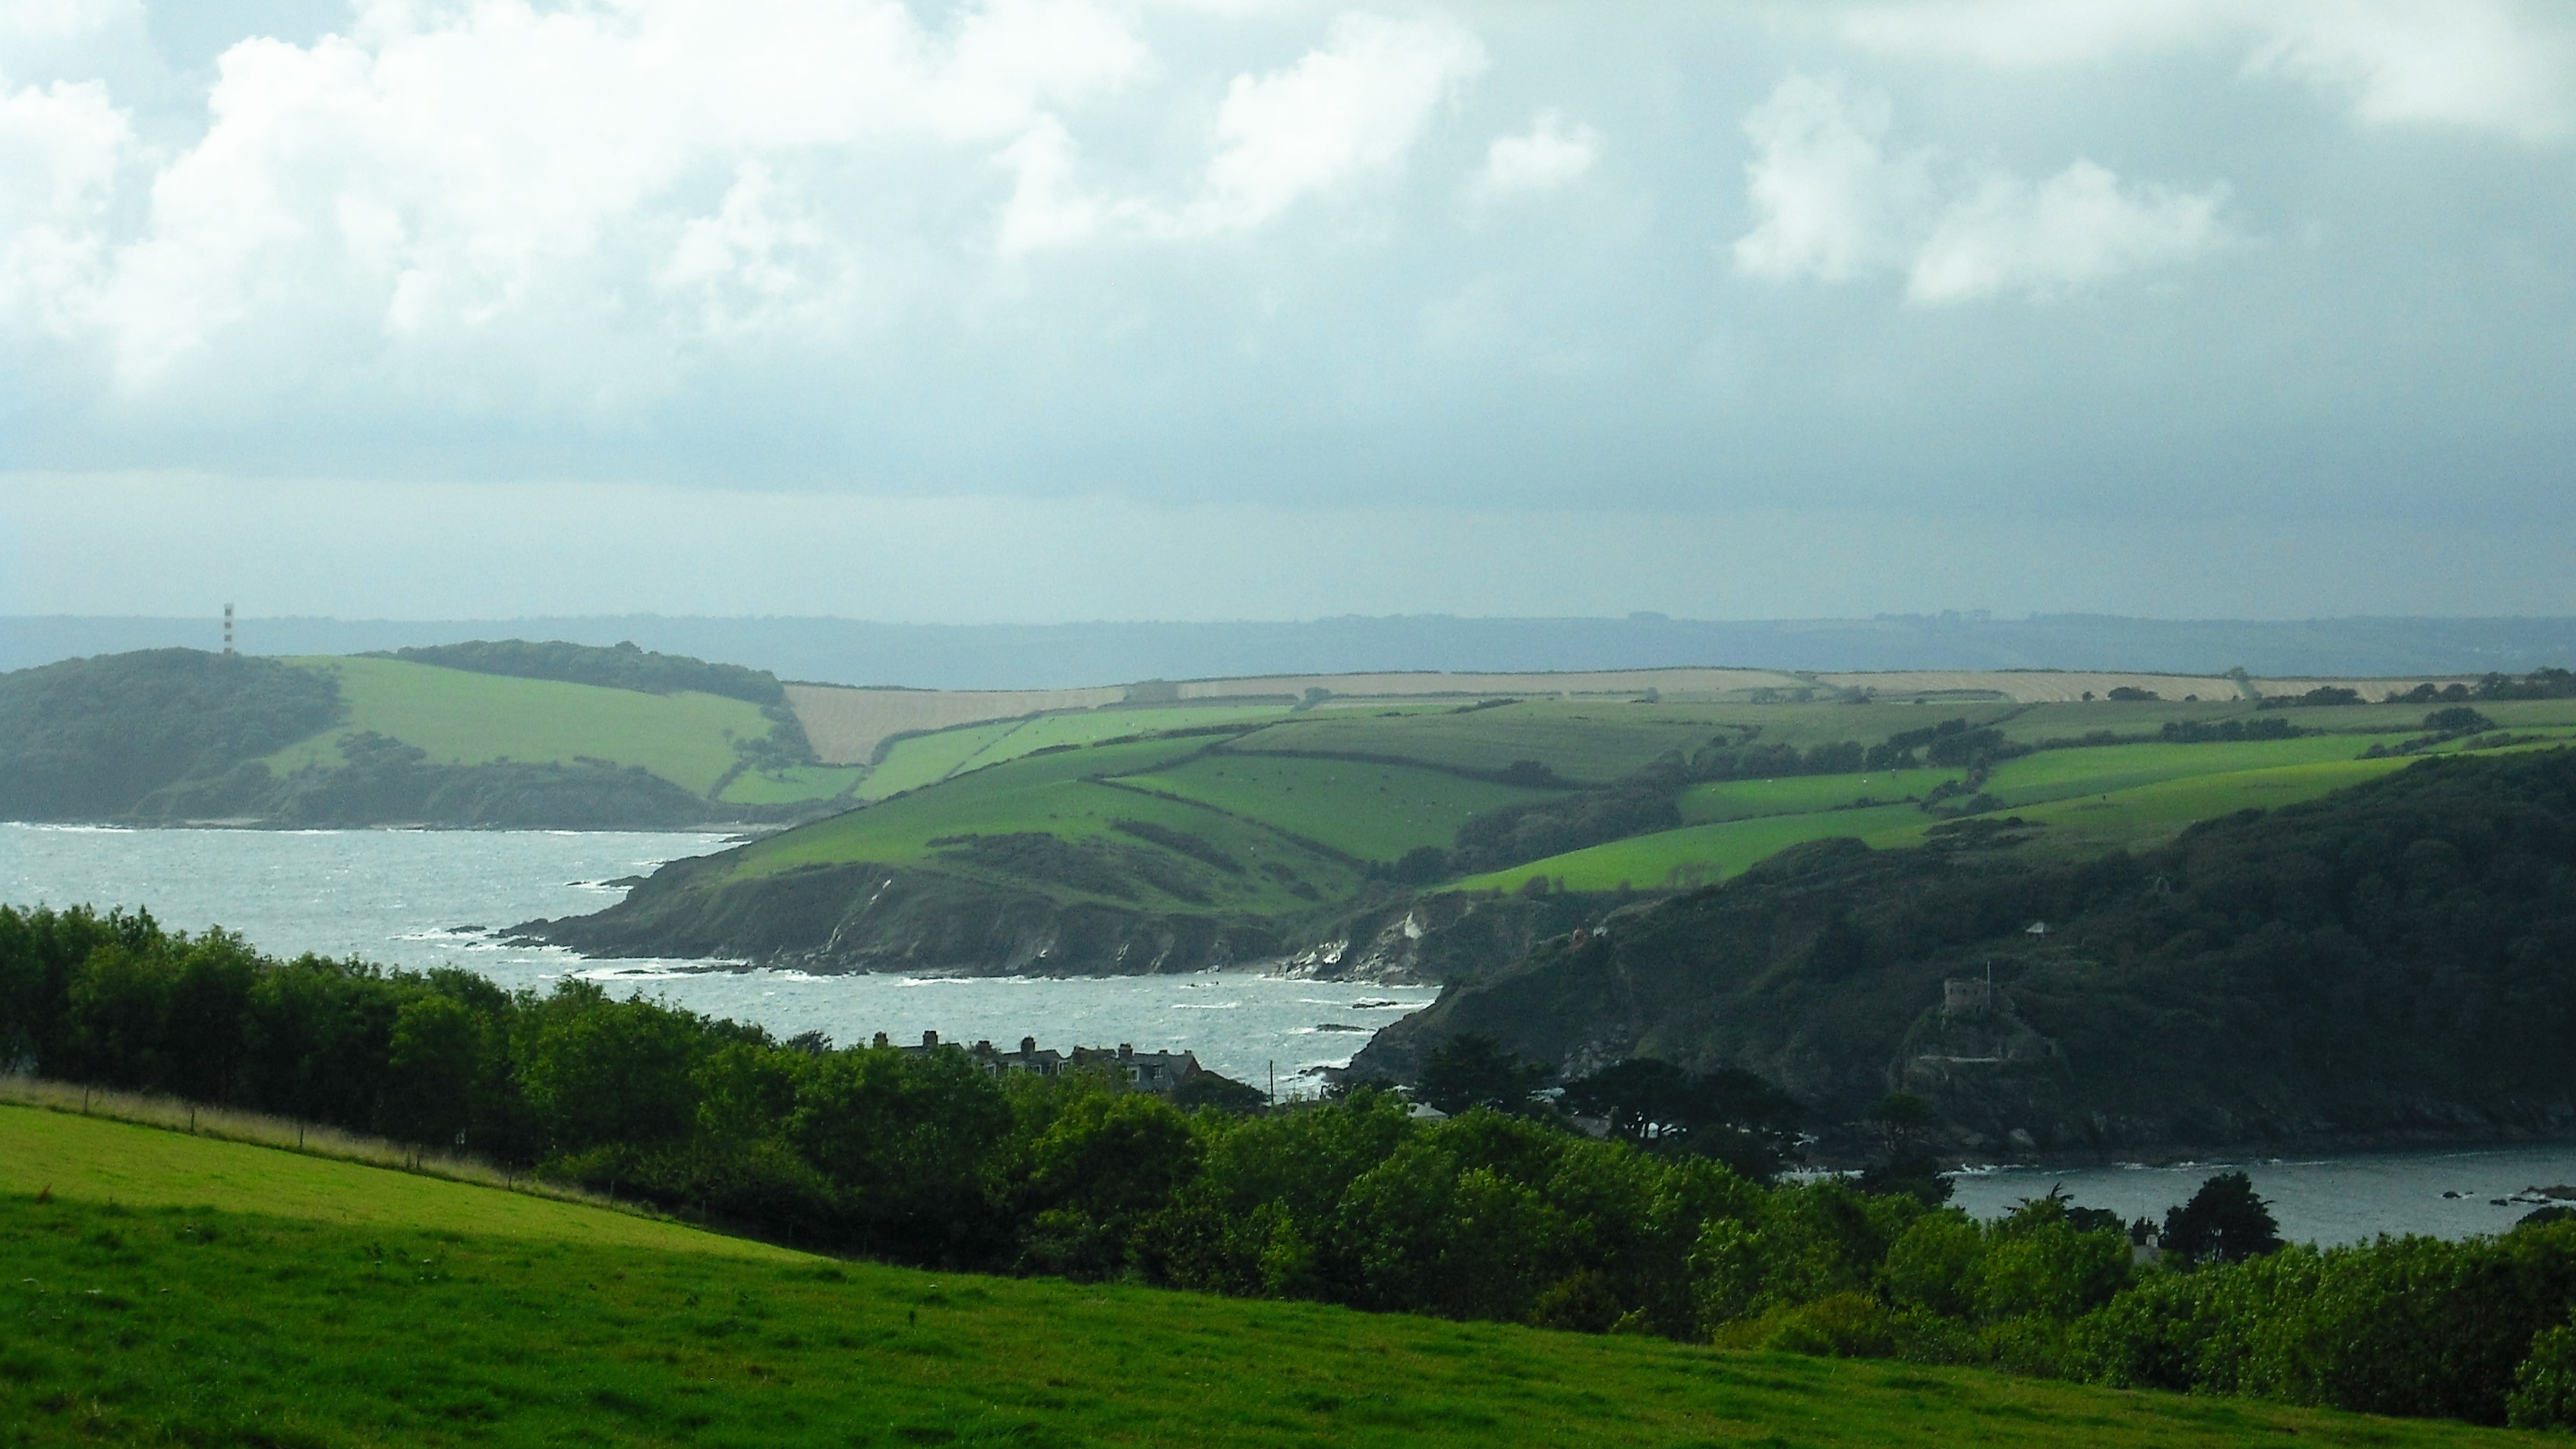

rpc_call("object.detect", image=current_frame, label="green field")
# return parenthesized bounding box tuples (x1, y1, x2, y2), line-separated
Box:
(0, 1104, 789, 1259)
(1455, 755, 2423, 893)
(856, 706, 1302, 802)
(1679, 770, 1956, 823)
(261, 657, 778, 798)
(0, 1110, 2522, 1449)
(717, 763, 875, 805)
(1454, 803, 1938, 893)
(731, 737, 1361, 912)
(1122, 752, 1560, 862)
(1225, 701, 1729, 784)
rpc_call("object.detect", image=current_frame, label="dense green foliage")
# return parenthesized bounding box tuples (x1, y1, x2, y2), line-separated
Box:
(13, 903, 2576, 1430)
(11, 1183, 2517, 1449)
(0, 650, 342, 820)
(1370, 749, 2576, 1151)
(384, 638, 788, 705)
(139, 731, 721, 829)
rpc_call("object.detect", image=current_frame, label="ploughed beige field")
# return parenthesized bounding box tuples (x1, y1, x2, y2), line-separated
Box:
(787, 682, 1125, 764)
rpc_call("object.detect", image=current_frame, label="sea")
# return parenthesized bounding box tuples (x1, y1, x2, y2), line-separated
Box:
(8, 821, 2574, 1243)
(0, 823, 1432, 1096)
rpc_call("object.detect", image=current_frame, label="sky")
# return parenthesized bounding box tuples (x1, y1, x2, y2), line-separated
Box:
(2, 0, 2571, 622)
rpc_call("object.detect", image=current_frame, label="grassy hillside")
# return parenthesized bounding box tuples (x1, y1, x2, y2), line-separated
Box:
(0, 1104, 787, 1258)
(263, 656, 783, 796)
(541, 686, 2576, 972)
(0, 1110, 2524, 1448)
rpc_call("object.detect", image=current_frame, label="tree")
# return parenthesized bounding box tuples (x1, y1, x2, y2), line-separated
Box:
(383, 993, 480, 1145)
(1560, 1059, 1799, 1176)
(522, 994, 704, 1152)
(2162, 1171, 2284, 1265)
(1417, 1034, 1548, 1116)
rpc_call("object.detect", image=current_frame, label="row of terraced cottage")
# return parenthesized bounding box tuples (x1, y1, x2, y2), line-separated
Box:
(880, 1029, 1204, 1094)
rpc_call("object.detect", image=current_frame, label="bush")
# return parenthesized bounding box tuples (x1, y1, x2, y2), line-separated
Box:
(2511, 1322, 2576, 1430)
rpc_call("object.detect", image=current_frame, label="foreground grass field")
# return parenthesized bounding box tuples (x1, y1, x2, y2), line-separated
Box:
(0, 1110, 2534, 1448)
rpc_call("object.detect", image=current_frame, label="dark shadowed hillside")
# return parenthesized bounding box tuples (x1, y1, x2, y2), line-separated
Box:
(1355, 748, 2576, 1160)
(0, 650, 343, 820)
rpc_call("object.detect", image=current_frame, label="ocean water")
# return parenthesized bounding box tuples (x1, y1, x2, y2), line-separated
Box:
(1947, 1146, 2576, 1246)
(0, 824, 1434, 1091)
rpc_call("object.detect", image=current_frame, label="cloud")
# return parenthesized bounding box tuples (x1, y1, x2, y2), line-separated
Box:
(32, 0, 1157, 380)
(0, 77, 133, 332)
(1468, 109, 1600, 201)
(1157, 11, 1487, 235)
(1732, 74, 1918, 283)
(995, 11, 1488, 253)
(995, 115, 1103, 257)
(1731, 73, 2227, 304)
(1839, 0, 2576, 144)
(1906, 162, 2226, 303)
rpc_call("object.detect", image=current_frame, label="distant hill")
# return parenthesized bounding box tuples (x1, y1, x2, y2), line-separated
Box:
(8, 613, 2574, 687)
(0, 644, 854, 827)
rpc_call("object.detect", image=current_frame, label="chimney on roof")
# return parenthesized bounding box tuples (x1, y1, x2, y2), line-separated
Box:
(1118, 1043, 1134, 1059)
(922, 1030, 938, 1047)
(976, 1040, 992, 1052)
(873, 1032, 888, 1048)
(1021, 1036, 1037, 1054)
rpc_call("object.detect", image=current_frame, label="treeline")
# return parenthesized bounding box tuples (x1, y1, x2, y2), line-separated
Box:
(383, 639, 787, 706)
(10, 904, 2576, 1427)
(2386, 668, 2576, 704)
(2159, 715, 2301, 743)
(0, 650, 342, 820)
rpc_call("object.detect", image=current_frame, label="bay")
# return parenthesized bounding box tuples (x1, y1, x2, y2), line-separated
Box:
(0, 823, 1433, 1091)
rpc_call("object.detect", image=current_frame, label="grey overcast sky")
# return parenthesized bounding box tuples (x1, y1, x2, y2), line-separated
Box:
(2, 0, 2571, 622)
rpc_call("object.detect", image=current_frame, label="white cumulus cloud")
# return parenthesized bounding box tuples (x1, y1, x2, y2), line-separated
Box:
(1468, 109, 1600, 201)
(1159, 11, 1487, 235)
(0, 76, 134, 332)
(1731, 73, 2227, 304)
(1906, 161, 2226, 303)
(1839, 0, 2576, 144)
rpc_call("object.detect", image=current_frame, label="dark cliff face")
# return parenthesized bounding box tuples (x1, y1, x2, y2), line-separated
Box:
(522, 856, 1291, 975)
(522, 850, 1605, 981)
(1357, 751, 2576, 1159)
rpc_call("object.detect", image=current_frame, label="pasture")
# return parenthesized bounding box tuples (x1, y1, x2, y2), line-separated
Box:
(0, 1110, 2523, 1449)
(1679, 769, 1956, 823)
(730, 736, 1360, 911)
(259, 657, 777, 798)
(1121, 751, 1560, 862)
(1452, 803, 1936, 894)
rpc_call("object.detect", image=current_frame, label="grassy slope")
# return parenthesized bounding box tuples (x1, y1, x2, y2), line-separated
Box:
(732, 738, 1361, 912)
(1679, 770, 1957, 823)
(0, 1111, 2523, 1449)
(0, 1104, 789, 1259)
(1452, 758, 2421, 893)
(1121, 753, 1560, 862)
(856, 705, 1303, 802)
(258, 657, 778, 798)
